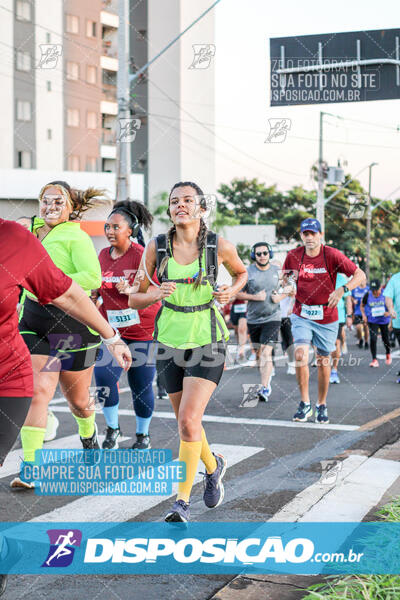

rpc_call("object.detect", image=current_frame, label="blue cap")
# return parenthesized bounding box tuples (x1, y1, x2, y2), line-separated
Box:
(300, 218, 321, 233)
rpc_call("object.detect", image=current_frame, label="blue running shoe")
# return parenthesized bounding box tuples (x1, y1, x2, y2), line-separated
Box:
(165, 499, 190, 523)
(258, 385, 271, 402)
(315, 404, 329, 424)
(202, 453, 227, 509)
(330, 370, 340, 384)
(293, 401, 313, 422)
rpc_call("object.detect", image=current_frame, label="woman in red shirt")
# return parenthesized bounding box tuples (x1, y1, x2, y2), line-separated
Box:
(94, 200, 160, 450)
(0, 219, 131, 596)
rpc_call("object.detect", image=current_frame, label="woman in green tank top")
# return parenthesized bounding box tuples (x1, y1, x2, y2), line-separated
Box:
(126, 181, 247, 522)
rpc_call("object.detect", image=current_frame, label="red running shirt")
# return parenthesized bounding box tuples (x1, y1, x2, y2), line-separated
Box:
(0, 220, 72, 396)
(283, 245, 357, 324)
(98, 243, 161, 341)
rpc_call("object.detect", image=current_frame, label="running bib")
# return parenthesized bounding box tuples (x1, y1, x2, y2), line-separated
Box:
(106, 308, 140, 328)
(233, 304, 247, 313)
(300, 304, 324, 320)
(371, 305, 385, 318)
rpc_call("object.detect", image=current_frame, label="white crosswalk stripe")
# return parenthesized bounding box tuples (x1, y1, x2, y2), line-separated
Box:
(31, 443, 263, 523)
(0, 434, 131, 479)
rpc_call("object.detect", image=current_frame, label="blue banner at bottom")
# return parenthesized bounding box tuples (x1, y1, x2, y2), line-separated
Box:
(0, 522, 399, 575)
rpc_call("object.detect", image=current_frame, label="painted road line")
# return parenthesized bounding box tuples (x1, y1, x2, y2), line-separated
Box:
(31, 443, 263, 523)
(270, 455, 368, 522)
(48, 406, 359, 432)
(300, 456, 400, 522)
(358, 407, 400, 431)
(0, 434, 131, 479)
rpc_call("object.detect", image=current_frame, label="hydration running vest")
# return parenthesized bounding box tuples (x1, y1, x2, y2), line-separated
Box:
(153, 230, 226, 348)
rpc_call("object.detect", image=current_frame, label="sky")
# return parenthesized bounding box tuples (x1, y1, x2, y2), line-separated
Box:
(214, 0, 400, 201)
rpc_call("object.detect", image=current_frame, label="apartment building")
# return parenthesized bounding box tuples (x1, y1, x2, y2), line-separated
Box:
(0, 0, 216, 233)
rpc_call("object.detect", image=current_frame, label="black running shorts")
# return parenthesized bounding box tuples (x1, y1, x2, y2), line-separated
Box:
(247, 321, 281, 347)
(19, 298, 100, 372)
(156, 342, 226, 394)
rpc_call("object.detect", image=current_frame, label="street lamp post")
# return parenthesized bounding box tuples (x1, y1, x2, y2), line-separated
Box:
(365, 162, 378, 282)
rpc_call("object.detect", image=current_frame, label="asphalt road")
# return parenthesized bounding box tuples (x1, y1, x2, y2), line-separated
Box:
(2, 331, 400, 600)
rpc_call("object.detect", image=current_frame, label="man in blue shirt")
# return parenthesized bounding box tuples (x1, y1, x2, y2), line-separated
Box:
(352, 281, 369, 349)
(384, 272, 400, 380)
(330, 274, 353, 383)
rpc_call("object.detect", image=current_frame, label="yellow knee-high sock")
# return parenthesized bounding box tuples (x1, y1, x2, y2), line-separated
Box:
(177, 440, 202, 503)
(20, 426, 46, 463)
(73, 412, 95, 438)
(200, 428, 217, 474)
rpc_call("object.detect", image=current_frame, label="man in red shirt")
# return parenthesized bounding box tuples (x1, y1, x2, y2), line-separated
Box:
(283, 218, 365, 424)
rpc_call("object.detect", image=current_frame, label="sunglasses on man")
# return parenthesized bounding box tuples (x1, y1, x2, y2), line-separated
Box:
(256, 251, 269, 257)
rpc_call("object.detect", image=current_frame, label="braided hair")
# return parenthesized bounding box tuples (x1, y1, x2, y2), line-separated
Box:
(39, 180, 108, 221)
(110, 199, 153, 247)
(159, 181, 208, 289)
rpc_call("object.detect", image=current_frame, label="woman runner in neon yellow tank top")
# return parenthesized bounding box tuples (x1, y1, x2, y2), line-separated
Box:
(125, 181, 247, 522)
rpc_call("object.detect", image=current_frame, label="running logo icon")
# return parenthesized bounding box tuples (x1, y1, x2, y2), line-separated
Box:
(265, 118, 291, 143)
(42, 529, 82, 567)
(239, 384, 260, 408)
(189, 44, 216, 69)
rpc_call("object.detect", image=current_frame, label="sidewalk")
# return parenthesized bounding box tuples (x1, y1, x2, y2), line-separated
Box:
(211, 436, 400, 600)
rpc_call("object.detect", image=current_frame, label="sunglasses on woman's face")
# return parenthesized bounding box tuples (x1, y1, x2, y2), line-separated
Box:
(256, 251, 269, 257)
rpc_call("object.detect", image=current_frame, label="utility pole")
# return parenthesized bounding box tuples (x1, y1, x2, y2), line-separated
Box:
(317, 111, 325, 237)
(365, 162, 378, 282)
(115, 1, 221, 206)
(115, 0, 131, 203)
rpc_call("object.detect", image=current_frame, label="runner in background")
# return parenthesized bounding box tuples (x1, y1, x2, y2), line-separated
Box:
(236, 242, 283, 401)
(330, 273, 353, 384)
(280, 293, 295, 375)
(351, 279, 369, 349)
(229, 298, 248, 362)
(361, 279, 392, 368)
(12, 181, 108, 488)
(94, 200, 160, 450)
(16, 216, 59, 443)
(283, 218, 364, 424)
(383, 271, 400, 382)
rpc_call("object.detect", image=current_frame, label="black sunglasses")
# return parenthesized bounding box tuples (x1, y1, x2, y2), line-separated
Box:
(256, 251, 269, 257)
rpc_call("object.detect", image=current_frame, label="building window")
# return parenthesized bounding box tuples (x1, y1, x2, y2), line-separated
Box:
(17, 150, 32, 168)
(86, 20, 96, 38)
(47, 129, 52, 140)
(16, 0, 31, 21)
(16, 100, 31, 121)
(46, 32, 51, 43)
(66, 14, 79, 34)
(46, 81, 51, 91)
(86, 65, 97, 84)
(16, 51, 31, 71)
(66, 61, 79, 81)
(67, 155, 80, 171)
(66, 108, 79, 127)
(87, 111, 97, 129)
(86, 157, 97, 171)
